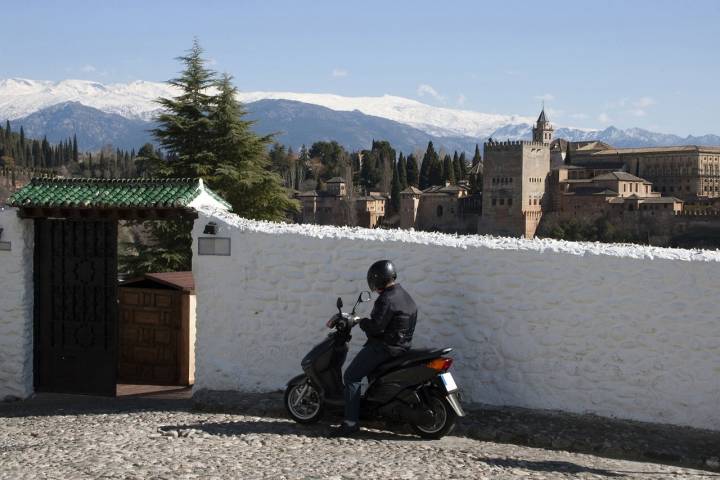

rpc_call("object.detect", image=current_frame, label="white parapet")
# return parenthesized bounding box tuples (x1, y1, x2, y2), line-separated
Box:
(0, 207, 34, 400)
(192, 206, 720, 431)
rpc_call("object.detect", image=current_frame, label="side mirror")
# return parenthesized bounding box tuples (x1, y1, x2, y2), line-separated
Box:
(336, 297, 343, 311)
(359, 291, 372, 303)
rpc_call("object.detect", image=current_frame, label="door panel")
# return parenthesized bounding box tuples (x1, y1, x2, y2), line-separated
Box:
(118, 288, 180, 385)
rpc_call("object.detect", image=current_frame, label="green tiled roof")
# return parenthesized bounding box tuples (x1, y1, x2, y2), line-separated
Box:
(7, 177, 231, 210)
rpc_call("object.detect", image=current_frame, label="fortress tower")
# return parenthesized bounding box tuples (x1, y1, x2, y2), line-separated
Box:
(532, 107, 554, 144)
(478, 138, 551, 238)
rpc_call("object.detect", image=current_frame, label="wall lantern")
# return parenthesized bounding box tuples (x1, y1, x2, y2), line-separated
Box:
(203, 222, 218, 235)
(0, 227, 9, 251)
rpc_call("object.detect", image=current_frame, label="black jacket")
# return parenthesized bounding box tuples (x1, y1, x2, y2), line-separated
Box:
(359, 284, 417, 356)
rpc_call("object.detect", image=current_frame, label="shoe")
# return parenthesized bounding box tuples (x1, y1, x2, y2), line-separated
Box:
(328, 422, 360, 438)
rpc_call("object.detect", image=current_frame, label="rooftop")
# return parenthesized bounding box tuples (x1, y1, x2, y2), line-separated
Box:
(326, 177, 346, 184)
(592, 172, 650, 183)
(589, 145, 720, 156)
(7, 177, 231, 212)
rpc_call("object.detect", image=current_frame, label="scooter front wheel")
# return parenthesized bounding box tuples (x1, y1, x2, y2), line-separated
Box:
(284, 378, 324, 424)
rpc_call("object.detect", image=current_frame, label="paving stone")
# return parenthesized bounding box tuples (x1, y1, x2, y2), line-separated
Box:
(0, 393, 717, 479)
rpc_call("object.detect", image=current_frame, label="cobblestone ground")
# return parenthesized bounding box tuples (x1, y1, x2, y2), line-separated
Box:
(0, 394, 716, 479)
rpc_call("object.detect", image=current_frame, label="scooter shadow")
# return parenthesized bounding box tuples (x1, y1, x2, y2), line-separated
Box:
(158, 419, 427, 442)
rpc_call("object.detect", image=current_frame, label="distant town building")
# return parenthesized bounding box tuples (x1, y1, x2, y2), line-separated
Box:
(555, 169, 683, 219)
(400, 182, 481, 233)
(567, 145, 720, 201)
(296, 178, 386, 228)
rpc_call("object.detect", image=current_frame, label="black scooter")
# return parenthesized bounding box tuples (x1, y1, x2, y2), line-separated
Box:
(284, 292, 465, 439)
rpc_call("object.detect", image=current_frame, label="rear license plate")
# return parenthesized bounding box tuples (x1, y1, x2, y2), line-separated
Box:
(439, 372, 457, 392)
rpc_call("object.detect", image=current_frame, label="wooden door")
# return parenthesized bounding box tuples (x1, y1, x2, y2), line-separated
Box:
(118, 288, 180, 385)
(34, 219, 118, 396)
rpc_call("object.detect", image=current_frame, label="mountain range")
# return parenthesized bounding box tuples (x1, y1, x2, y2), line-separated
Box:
(2, 78, 719, 152)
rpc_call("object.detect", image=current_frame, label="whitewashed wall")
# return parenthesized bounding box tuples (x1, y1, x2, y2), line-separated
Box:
(0, 208, 34, 400)
(192, 208, 720, 431)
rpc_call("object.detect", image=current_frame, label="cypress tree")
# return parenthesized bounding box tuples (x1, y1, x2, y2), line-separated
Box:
(442, 154, 454, 185)
(459, 152, 468, 179)
(406, 154, 419, 187)
(390, 161, 401, 213)
(398, 152, 408, 190)
(472, 144, 482, 167)
(419, 141, 438, 190)
(452, 152, 461, 183)
(72, 134, 78, 162)
(429, 155, 444, 187)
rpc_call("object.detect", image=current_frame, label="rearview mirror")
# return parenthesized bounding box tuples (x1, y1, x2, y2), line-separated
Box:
(336, 297, 343, 310)
(359, 291, 372, 303)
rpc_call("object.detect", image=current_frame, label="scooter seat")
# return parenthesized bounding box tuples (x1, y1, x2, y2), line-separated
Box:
(372, 347, 452, 377)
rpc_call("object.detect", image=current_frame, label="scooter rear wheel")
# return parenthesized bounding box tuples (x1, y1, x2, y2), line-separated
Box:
(411, 390, 457, 439)
(284, 379, 324, 424)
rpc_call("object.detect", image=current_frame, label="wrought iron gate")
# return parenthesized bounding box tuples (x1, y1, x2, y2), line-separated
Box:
(34, 219, 118, 396)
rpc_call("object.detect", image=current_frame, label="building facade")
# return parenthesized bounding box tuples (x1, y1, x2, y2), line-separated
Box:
(400, 183, 481, 233)
(569, 146, 720, 200)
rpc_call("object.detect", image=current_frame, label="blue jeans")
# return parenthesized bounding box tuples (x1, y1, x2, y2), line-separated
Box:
(343, 343, 393, 424)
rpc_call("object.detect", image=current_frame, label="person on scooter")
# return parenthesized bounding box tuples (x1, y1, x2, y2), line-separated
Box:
(328, 259, 418, 437)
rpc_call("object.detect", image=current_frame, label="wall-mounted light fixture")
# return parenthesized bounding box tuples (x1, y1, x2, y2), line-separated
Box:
(198, 237, 231, 256)
(203, 222, 218, 235)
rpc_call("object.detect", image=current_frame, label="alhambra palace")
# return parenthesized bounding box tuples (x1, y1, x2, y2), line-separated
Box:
(295, 109, 720, 246)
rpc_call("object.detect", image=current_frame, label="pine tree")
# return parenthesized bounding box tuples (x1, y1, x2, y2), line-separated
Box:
(390, 160, 401, 213)
(152, 38, 216, 177)
(406, 154, 419, 187)
(208, 73, 298, 220)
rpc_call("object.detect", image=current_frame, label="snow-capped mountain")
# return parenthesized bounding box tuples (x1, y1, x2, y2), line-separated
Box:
(3, 77, 720, 152)
(0, 78, 532, 138)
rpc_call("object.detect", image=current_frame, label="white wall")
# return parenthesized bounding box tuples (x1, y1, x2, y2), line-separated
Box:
(192, 207, 720, 431)
(0, 208, 34, 400)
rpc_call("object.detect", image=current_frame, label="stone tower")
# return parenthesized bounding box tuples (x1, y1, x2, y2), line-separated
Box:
(477, 140, 550, 238)
(532, 108, 554, 144)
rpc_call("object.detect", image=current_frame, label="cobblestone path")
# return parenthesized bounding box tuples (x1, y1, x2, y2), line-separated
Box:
(0, 394, 716, 479)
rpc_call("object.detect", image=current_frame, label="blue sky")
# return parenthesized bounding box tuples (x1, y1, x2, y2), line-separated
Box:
(2, 0, 719, 135)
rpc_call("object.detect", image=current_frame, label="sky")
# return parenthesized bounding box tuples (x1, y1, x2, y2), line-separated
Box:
(1, 0, 719, 136)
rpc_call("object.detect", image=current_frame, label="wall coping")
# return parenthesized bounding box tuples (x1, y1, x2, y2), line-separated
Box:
(197, 206, 720, 264)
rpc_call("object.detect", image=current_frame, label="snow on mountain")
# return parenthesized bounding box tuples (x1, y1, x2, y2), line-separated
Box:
(0, 78, 532, 138)
(0, 78, 177, 121)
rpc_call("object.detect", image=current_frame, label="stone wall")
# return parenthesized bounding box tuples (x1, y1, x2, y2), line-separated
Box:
(0, 208, 34, 400)
(192, 207, 720, 431)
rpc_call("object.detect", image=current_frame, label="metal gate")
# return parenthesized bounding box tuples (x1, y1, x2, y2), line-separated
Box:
(34, 219, 118, 396)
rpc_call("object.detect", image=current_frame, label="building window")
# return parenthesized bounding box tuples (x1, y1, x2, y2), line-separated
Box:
(499, 198, 505, 205)
(508, 198, 513, 206)
(492, 198, 497, 206)
(437, 205, 443, 217)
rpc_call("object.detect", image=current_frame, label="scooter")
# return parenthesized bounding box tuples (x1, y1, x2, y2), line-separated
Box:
(284, 291, 465, 439)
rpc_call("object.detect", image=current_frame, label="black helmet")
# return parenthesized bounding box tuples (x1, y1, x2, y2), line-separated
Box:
(367, 260, 397, 291)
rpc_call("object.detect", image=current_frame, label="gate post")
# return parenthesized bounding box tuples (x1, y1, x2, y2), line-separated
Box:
(0, 208, 34, 400)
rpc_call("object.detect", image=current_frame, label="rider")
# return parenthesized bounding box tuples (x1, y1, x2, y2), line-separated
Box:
(328, 259, 418, 437)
